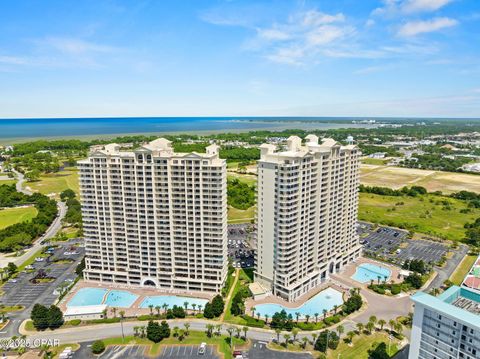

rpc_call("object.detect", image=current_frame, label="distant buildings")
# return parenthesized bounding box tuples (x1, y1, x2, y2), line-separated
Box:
(254, 135, 361, 302)
(368, 152, 386, 159)
(78, 138, 227, 293)
(409, 286, 480, 359)
(462, 163, 480, 173)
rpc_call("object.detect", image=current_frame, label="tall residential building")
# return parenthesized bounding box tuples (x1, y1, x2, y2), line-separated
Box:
(255, 135, 361, 302)
(409, 286, 480, 359)
(78, 139, 227, 293)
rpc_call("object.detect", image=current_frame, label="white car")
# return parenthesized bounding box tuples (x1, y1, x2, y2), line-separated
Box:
(198, 342, 206, 355)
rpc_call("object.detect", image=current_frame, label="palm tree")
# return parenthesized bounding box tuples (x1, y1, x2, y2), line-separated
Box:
(346, 331, 355, 343)
(119, 310, 126, 342)
(242, 326, 249, 340)
(197, 304, 203, 313)
(395, 322, 403, 336)
(378, 319, 387, 331)
(178, 329, 185, 341)
(256, 312, 261, 321)
(333, 304, 339, 314)
(140, 326, 146, 338)
(389, 319, 396, 333)
(173, 326, 179, 337)
(323, 308, 328, 320)
(356, 322, 364, 334)
(215, 324, 222, 336)
(314, 312, 319, 324)
(264, 314, 269, 324)
(155, 305, 161, 317)
(311, 333, 318, 345)
(283, 333, 291, 346)
(366, 321, 375, 334)
(206, 324, 214, 337)
(377, 275, 381, 284)
(369, 315, 377, 326)
(295, 312, 300, 323)
(302, 336, 309, 349)
(184, 323, 190, 336)
(111, 307, 117, 318)
(370, 279, 374, 286)
(133, 326, 139, 337)
(184, 301, 189, 311)
(235, 327, 241, 338)
(275, 328, 282, 343)
(251, 307, 256, 318)
(305, 314, 310, 323)
(291, 328, 299, 341)
(226, 327, 235, 348)
(148, 304, 154, 316)
(162, 303, 168, 314)
(337, 324, 344, 338)
(192, 303, 197, 314)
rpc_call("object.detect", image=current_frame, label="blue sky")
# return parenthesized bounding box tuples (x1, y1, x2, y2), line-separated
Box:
(0, 0, 479, 118)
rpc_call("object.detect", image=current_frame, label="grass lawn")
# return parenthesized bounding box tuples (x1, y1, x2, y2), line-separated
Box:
(228, 206, 255, 224)
(361, 158, 388, 165)
(328, 332, 399, 359)
(0, 305, 24, 313)
(224, 269, 255, 325)
(358, 193, 480, 241)
(0, 206, 37, 229)
(0, 179, 17, 186)
(450, 255, 477, 285)
(227, 173, 257, 187)
(26, 167, 79, 198)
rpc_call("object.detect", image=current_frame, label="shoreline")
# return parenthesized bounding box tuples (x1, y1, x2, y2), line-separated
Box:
(0, 122, 379, 145)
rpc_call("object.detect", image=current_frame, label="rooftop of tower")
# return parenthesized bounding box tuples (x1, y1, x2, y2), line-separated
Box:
(259, 134, 357, 161)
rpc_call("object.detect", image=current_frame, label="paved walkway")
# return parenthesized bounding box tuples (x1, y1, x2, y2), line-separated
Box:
(220, 269, 240, 322)
(331, 274, 412, 323)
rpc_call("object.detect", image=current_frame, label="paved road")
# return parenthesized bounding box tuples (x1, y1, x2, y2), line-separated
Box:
(426, 244, 469, 291)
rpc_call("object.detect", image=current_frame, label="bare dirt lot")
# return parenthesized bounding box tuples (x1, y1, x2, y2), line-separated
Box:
(360, 164, 480, 193)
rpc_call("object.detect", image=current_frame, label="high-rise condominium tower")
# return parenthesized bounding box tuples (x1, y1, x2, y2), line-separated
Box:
(78, 139, 227, 293)
(255, 135, 361, 302)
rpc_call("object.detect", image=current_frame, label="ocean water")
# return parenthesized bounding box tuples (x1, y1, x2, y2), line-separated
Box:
(0, 117, 377, 141)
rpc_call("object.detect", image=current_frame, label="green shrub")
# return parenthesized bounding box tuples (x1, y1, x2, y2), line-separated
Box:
(91, 340, 105, 354)
(68, 319, 81, 326)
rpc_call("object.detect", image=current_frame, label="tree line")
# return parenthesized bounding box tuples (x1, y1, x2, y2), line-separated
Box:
(0, 185, 58, 252)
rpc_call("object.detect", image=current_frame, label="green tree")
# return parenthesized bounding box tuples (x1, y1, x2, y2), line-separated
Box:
(146, 320, 162, 343)
(47, 305, 64, 329)
(91, 340, 105, 354)
(31, 304, 49, 330)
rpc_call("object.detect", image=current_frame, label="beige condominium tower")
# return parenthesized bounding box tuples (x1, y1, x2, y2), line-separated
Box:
(255, 135, 361, 302)
(78, 138, 227, 293)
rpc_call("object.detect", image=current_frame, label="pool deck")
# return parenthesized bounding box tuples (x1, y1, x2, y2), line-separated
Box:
(245, 282, 348, 320)
(60, 280, 215, 317)
(342, 257, 403, 285)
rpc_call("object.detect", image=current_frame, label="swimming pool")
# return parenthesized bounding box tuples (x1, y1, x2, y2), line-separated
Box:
(104, 290, 139, 307)
(254, 287, 343, 318)
(67, 287, 108, 307)
(351, 263, 391, 283)
(139, 295, 208, 309)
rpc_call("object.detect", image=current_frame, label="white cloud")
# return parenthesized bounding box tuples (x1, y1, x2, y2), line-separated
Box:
(373, 0, 454, 16)
(398, 17, 458, 36)
(403, 0, 454, 13)
(39, 37, 117, 55)
(243, 9, 356, 65)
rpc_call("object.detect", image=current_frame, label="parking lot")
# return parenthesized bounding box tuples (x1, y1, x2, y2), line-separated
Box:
(246, 340, 312, 358)
(358, 221, 448, 265)
(1, 242, 83, 307)
(158, 345, 219, 358)
(228, 223, 255, 269)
